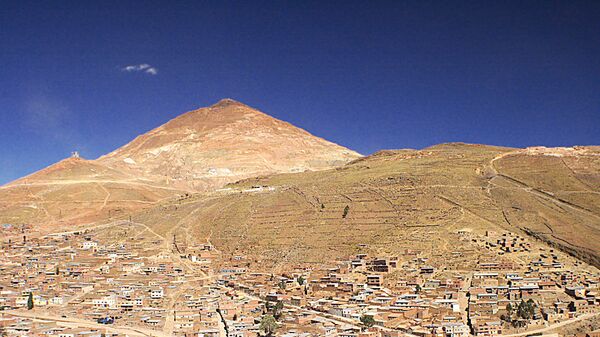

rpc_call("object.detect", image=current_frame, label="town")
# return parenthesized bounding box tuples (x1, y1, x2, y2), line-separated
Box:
(0, 221, 598, 337)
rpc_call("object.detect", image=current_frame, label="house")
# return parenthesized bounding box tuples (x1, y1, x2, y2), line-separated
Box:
(150, 288, 164, 299)
(473, 321, 502, 336)
(92, 296, 116, 309)
(442, 322, 470, 337)
(367, 275, 383, 287)
(82, 240, 98, 250)
(197, 328, 220, 337)
(566, 286, 586, 299)
(291, 296, 306, 307)
(569, 300, 595, 314)
(33, 295, 48, 306)
(50, 296, 64, 305)
(473, 273, 498, 280)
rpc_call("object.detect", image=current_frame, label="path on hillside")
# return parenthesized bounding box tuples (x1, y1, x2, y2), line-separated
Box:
(98, 183, 111, 210)
(2, 179, 186, 193)
(502, 312, 600, 337)
(161, 203, 213, 276)
(489, 152, 600, 220)
(48, 220, 166, 241)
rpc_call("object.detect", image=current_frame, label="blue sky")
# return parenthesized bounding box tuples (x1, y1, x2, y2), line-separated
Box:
(1, 1, 599, 184)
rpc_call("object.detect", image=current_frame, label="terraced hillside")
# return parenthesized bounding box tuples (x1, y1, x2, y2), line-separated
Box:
(489, 147, 600, 265)
(133, 143, 600, 269)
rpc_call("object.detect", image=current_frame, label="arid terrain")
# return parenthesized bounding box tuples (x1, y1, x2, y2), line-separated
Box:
(2, 99, 599, 271)
(1, 100, 599, 337)
(124, 143, 600, 269)
(0, 99, 360, 225)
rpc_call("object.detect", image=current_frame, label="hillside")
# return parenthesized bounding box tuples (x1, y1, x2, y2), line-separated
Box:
(0, 157, 188, 225)
(132, 143, 600, 268)
(0, 99, 361, 225)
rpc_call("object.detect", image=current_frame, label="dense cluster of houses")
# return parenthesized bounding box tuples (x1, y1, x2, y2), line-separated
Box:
(0, 223, 598, 337)
(213, 230, 599, 337)
(0, 224, 224, 336)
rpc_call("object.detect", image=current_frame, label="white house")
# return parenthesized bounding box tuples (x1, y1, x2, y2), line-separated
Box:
(150, 288, 164, 299)
(82, 241, 98, 250)
(92, 295, 117, 309)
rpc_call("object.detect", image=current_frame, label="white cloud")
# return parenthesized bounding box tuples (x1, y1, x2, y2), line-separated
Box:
(121, 64, 158, 75)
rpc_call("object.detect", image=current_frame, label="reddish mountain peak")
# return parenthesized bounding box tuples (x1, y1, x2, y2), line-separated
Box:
(156, 98, 266, 132)
(97, 99, 361, 190)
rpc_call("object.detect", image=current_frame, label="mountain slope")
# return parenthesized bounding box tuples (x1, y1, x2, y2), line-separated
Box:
(0, 99, 361, 225)
(132, 143, 600, 269)
(98, 99, 361, 190)
(0, 157, 182, 225)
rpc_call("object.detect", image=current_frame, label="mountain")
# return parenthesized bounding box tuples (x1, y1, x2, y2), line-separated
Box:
(131, 143, 600, 268)
(0, 99, 361, 225)
(3, 98, 599, 268)
(98, 99, 360, 190)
